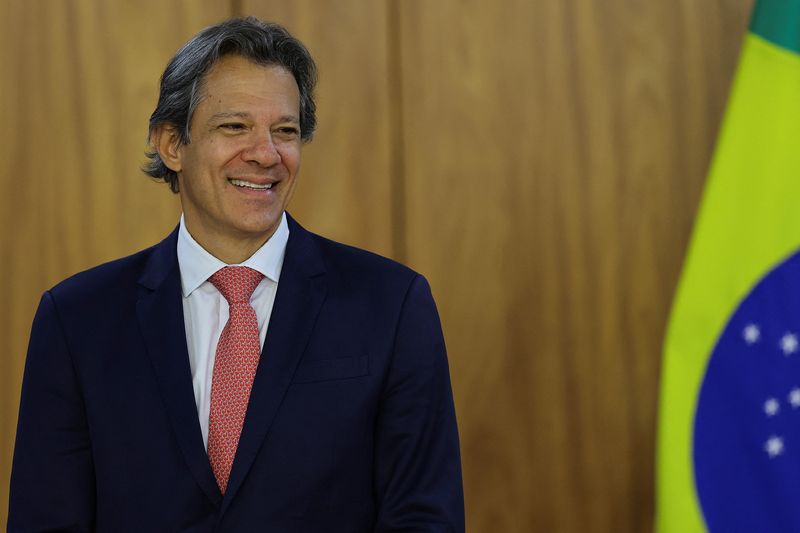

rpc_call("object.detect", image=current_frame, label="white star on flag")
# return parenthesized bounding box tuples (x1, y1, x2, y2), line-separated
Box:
(765, 436, 785, 458)
(789, 388, 800, 408)
(764, 398, 781, 416)
(780, 333, 799, 355)
(743, 323, 761, 344)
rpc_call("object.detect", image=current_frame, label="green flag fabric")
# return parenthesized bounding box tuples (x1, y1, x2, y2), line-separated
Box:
(656, 0, 800, 531)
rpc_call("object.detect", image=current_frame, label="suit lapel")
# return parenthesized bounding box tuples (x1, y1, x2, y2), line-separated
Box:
(220, 215, 327, 514)
(136, 228, 222, 506)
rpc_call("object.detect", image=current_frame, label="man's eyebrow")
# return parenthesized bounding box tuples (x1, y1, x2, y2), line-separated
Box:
(206, 112, 300, 124)
(207, 111, 251, 123)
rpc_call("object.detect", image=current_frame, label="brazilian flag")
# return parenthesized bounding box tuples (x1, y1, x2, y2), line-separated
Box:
(656, 0, 800, 531)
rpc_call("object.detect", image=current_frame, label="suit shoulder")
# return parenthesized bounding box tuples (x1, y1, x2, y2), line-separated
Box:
(48, 240, 163, 306)
(311, 233, 419, 285)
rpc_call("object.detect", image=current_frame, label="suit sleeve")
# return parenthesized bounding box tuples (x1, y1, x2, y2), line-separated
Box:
(373, 275, 465, 533)
(8, 291, 96, 532)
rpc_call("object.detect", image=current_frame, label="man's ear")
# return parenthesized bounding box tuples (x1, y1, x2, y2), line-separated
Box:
(152, 124, 183, 173)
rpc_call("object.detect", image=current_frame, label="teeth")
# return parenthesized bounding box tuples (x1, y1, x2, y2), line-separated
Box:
(229, 179, 273, 190)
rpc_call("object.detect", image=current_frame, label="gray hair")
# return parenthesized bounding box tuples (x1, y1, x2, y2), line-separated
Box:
(143, 17, 317, 193)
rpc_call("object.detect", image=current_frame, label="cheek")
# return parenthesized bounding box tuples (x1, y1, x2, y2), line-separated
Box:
(199, 136, 244, 166)
(215, 144, 240, 167)
(282, 147, 302, 174)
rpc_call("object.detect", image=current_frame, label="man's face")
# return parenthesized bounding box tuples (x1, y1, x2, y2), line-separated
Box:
(171, 55, 302, 251)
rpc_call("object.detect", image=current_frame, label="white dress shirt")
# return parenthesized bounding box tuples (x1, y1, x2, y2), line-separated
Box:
(177, 212, 289, 449)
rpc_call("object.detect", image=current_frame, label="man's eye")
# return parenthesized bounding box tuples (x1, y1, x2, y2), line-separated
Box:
(220, 123, 246, 131)
(276, 127, 299, 136)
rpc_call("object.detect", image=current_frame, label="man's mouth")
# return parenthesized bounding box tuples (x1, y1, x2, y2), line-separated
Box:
(228, 178, 274, 190)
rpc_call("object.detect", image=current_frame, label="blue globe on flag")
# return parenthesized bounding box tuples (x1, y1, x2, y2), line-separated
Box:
(695, 250, 800, 531)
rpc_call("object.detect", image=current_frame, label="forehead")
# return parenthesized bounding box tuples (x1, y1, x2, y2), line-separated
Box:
(198, 55, 300, 113)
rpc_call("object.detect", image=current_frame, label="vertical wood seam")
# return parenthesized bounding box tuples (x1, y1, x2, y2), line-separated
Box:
(387, 0, 408, 264)
(230, 0, 243, 18)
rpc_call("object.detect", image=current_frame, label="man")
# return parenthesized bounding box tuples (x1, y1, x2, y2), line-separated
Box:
(9, 17, 464, 532)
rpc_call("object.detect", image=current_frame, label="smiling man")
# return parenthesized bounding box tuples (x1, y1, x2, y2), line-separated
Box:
(9, 18, 464, 532)
(157, 54, 302, 264)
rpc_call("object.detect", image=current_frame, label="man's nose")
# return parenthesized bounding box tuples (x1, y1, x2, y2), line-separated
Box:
(241, 133, 281, 166)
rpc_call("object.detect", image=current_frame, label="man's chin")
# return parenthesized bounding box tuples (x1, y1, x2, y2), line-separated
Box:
(232, 217, 282, 241)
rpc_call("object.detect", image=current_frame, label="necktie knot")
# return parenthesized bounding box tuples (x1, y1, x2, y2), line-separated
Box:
(209, 266, 264, 305)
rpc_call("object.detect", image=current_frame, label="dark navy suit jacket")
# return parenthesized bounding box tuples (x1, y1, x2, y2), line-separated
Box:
(9, 215, 464, 532)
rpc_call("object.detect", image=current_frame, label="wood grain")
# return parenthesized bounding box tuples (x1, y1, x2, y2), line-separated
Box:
(0, 0, 755, 530)
(395, 0, 753, 530)
(0, 0, 230, 527)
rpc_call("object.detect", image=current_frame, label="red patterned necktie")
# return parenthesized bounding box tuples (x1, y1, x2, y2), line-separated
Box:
(207, 266, 264, 494)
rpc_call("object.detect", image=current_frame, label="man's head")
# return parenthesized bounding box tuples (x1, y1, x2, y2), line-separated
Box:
(145, 18, 317, 262)
(145, 17, 317, 192)
(144, 17, 317, 192)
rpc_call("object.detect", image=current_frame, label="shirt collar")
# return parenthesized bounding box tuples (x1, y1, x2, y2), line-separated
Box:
(177, 212, 290, 297)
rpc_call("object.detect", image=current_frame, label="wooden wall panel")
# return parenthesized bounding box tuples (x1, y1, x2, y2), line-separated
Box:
(0, 1, 231, 527)
(0, 0, 759, 531)
(396, 0, 753, 531)
(240, 0, 395, 257)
